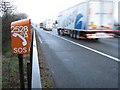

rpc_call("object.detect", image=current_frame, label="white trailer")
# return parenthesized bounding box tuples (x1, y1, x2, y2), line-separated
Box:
(57, 0, 116, 40)
(43, 19, 54, 31)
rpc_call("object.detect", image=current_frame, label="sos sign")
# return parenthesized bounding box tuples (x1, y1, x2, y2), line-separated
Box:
(11, 19, 31, 54)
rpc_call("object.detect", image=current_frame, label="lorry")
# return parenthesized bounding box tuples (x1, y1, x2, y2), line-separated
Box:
(57, 0, 117, 40)
(43, 19, 54, 31)
(40, 22, 43, 28)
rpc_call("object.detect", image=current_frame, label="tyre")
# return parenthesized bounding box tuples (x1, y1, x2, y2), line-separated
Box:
(57, 29, 60, 35)
(70, 30, 73, 38)
(95, 38, 99, 40)
(76, 31, 80, 39)
(73, 31, 77, 39)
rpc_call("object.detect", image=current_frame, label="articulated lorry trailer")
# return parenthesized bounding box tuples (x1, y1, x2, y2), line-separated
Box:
(57, 0, 117, 40)
(43, 19, 54, 31)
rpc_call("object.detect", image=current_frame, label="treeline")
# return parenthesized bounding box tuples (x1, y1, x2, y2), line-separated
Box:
(1, 1, 29, 88)
(1, 0, 28, 53)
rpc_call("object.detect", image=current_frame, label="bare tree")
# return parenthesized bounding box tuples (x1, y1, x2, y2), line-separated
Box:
(0, 0, 17, 17)
(1, 0, 28, 53)
(12, 13, 28, 21)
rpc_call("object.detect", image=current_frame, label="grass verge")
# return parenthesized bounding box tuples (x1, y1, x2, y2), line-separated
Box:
(2, 52, 20, 88)
(2, 47, 29, 89)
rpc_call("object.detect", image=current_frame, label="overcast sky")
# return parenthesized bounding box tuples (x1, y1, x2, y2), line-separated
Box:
(10, 0, 119, 23)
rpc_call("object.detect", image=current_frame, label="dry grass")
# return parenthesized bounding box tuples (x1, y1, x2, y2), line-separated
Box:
(2, 51, 29, 89)
(2, 53, 20, 88)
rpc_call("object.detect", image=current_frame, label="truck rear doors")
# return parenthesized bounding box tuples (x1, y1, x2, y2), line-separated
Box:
(88, 0, 113, 30)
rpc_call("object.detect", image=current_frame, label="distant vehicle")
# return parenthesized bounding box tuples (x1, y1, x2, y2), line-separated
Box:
(114, 23, 120, 36)
(43, 19, 54, 31)
(40, 22, 43, 28)
(57, 0, 118, 40)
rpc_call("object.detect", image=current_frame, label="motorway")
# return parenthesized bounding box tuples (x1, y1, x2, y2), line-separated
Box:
(36, 28, 119, 88)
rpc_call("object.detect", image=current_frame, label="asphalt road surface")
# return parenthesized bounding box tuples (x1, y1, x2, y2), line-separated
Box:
(36, 27, 119, 88)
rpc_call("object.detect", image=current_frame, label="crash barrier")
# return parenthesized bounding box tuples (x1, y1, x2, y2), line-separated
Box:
(31, 29, 42, 89)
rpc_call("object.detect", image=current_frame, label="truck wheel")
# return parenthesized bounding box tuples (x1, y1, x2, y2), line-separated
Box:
(73, 31, 76, 38)
(76, 31, 80, 39)
(95, 38, 99, 40)
(73, 31, 77, 39)
(57, 29, 60, 35)
(70, 30, 73, 38)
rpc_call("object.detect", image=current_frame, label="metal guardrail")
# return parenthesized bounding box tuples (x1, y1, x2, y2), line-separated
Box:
(31, 30, 42, 89)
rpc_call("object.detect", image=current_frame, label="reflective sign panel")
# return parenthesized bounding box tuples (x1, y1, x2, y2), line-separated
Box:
(11, 19, 31, 54)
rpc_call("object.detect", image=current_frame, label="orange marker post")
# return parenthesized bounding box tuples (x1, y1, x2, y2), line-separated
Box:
(11, 19, 31, 54)
(11, 19, 31, 89)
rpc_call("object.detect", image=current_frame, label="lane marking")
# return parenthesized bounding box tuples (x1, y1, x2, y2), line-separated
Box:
(44, 31, 120, 62)
(38, 36, 43, 44)
(36, 29, 43, 43)
(39, 37, 43, 44)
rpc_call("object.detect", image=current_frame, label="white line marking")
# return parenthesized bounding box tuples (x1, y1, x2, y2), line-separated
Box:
(36, 30, 43, 43)
(38, 36, 43, 44)
(45, 31, 120, 62)
(52, 70, 55, 74)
